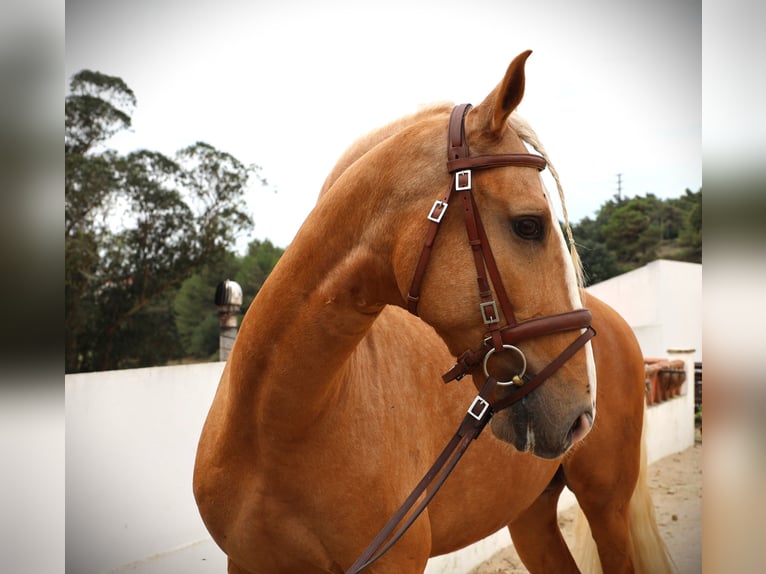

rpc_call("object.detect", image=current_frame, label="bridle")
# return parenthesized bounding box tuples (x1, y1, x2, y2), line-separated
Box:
(407, 103, 594, 390)
(346, 104, 596, 574)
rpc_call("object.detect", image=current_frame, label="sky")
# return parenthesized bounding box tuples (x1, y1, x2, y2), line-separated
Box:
(66, 0, 701, 249)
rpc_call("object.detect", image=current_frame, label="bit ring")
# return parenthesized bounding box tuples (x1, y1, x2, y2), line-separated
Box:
(483, 344, 527, 386)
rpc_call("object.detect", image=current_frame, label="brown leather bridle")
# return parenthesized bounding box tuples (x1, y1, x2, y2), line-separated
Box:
(408, 103, 595, 397)
(346, 104, 596, 574)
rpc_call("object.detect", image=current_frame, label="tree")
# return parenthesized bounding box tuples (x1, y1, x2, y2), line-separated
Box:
(65, 70, 262, 372)
(235, 239, 284, 311)
(65, 70, 136, 155)
(174, 251, 239, 360)
(174, 273, 222, 360)
(674, 189, 702, 262)
(601, 194, 663, 268)
(174, 239, 285, 360)
(567, 218, 621, 285)
(570, 188, 701, 284)
(66, 71, 135, 371)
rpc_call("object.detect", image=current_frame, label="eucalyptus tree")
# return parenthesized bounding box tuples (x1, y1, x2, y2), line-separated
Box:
(65, 70, 260, 372)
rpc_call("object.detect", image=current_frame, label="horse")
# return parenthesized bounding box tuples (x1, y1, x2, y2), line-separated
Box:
(194, 51, 673, 573)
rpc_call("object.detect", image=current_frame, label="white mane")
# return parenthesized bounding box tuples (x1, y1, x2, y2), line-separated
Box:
(509, 112, 585, 288)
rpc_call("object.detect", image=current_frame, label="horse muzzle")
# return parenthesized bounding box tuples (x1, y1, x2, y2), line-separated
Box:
(490, 394, 594, 459)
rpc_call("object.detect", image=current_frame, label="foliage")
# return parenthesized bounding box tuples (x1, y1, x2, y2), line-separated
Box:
(235, 239, 285, 311)
(174, 240, 285, 360)
(65, 70, 264, 372)
(173, 249, 238, 360)
(65, 70, 136, 155)
(571, 189, 701, 285)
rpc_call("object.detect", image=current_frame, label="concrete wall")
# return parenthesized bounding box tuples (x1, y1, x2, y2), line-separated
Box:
(644, 350, 697, 463)
(585, 259, 702, 364)
(66, 362, 224, 574)
(585, 259, 701, 464)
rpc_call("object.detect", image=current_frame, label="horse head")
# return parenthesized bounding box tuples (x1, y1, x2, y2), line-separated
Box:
(386, 51, 597, 459)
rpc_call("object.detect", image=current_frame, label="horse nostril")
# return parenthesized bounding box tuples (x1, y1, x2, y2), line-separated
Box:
(570, 412, 592, 445)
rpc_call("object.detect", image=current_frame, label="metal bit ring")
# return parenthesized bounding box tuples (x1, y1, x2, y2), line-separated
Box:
(483, 344, 527, 386)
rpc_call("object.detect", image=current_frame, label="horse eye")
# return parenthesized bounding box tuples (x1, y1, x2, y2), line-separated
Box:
(513, 217, 544, 240)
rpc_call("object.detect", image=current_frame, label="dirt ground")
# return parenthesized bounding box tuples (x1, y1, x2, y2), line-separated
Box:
(470, 435, 702, 574)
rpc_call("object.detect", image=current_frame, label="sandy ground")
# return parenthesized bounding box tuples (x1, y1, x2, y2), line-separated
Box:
(469, 437, 702, 574)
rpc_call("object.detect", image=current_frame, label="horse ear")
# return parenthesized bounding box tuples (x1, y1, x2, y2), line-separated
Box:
(475, 50, 533, 137)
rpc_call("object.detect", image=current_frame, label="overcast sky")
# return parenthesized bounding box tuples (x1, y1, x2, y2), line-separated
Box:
(66, 0, 701, 248)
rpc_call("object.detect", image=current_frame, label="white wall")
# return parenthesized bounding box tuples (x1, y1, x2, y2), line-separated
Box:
(66, 362, 224, 574)
(645, 350, 697, 463)
(585, 259, 700, 463)
(585, 259, 702, 364)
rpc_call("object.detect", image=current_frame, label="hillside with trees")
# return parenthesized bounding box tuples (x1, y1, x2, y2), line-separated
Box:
(571, 189, 701, 285)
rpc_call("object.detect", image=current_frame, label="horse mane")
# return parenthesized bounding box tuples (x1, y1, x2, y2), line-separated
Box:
(318, 102, 453, 199)
(319, 103, 585, 287)
(508, 113, 585, 287)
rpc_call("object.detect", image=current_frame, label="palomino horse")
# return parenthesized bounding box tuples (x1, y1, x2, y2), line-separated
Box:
(194, 51, 672, 573)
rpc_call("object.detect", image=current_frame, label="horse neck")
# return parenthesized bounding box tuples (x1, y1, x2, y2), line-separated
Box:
(228, 177, 404, 436)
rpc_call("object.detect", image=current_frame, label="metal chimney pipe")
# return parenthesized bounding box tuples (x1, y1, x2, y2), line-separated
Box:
(214, 279, 243, 361)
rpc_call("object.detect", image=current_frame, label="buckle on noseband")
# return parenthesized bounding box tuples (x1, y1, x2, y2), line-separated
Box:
(467, 395, 490, 421)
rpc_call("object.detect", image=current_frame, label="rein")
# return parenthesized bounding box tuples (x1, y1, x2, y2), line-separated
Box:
(346, 105, 595, 574)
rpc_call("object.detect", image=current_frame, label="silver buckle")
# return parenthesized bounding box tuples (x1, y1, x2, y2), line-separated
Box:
(480, 301, 500, 324)
(468, 396, 490, 421)
(455, 169, 472, 191)
(427, 200, 448, 223)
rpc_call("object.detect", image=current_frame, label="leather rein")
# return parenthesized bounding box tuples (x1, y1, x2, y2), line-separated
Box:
(346, 104, 595, 573)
